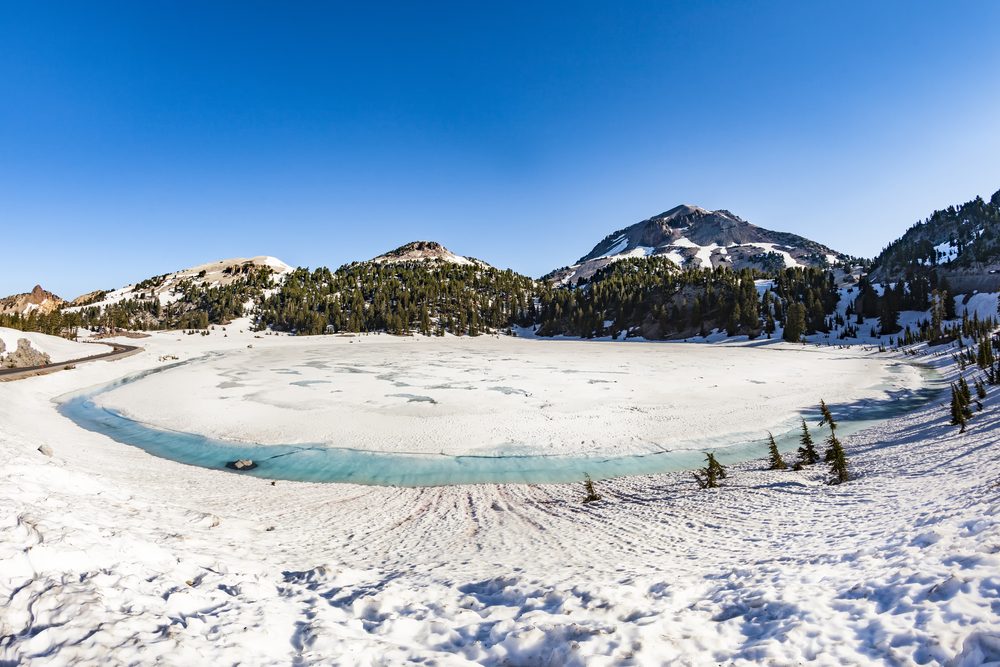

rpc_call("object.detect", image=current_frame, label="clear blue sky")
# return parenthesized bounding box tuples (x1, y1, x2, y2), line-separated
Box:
(3, 1, 1000, 297)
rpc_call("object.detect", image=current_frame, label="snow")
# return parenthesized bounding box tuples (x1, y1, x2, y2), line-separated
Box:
(92, 336, 911, 458)
(672, 237, 722, 268)
(751, 242, 801, 269)
(754, 279, 775, 296)
(1, 327, 999, 664)
(935, 240, 960, 264)
(597, 234, 628, 258)
(0, 327, 97, 364)
(959, 292, 999, 320)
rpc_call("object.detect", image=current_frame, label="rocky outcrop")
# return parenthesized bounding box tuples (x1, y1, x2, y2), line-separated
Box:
(0, 339, 52, 369)
(0, 285, 66, 316)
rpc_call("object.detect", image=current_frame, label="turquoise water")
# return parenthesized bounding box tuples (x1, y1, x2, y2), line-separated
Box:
(55, 361, 944, 487)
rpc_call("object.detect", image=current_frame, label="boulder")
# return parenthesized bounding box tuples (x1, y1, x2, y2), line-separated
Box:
(225, 459, 257, 471)
(1, 339, 51, 369)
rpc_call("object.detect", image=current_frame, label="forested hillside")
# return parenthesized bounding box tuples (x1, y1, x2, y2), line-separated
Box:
(0, 264, 277, 335)
(255, 262, 537, 336)
(534, 260, 840, 341)
(872, 189, 1000, 280)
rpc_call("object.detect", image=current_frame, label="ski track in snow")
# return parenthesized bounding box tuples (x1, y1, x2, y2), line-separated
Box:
(1, 327, 999, 665)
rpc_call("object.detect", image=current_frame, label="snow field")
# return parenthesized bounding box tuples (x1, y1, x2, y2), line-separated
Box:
(0, 327, 98, 365)
(0, 325, 998, 664)
(91, 336, 913, 458)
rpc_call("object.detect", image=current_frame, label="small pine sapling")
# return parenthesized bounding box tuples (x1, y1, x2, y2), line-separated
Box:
(582, 473, 601, 503)
(818, 399, 837, 432)
(826, 432, 849, 484)
(766, 432, 787, 470)
(797, 419, 819, 466)
(693, 452, 726, 489)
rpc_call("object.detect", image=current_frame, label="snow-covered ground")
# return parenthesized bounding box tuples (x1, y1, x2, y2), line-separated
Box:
(91, 335, 915, 457)
(0, 327, 99, 364)
(1, 325, 999, 665)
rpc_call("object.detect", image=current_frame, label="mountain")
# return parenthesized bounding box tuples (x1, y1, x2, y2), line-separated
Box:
(871, 189, 1000, 288)
(371, 241, 491, 268)
(0, 285, 66, 316)
(258, 245, 533, 336)
(53, 256, 292, 331)
(546, 205, 849, 284)
(63, 256, 292, 314)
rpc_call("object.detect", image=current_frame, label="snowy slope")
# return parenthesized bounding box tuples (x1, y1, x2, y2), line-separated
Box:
(0, 327, 96, 364)
(0, 331, 998, 664)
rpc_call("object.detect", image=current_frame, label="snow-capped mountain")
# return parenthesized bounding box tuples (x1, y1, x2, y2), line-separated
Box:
(0, 285, 66, 316)
(547, 205, 849, 284)
(370, 241, 492, 268)
(62, 256, 292, 314)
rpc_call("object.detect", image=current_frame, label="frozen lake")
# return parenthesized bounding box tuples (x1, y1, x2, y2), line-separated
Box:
(56, 337, 939, 485)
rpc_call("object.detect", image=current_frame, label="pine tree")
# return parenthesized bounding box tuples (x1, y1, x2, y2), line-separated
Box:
(818, 399, 837, 432)
(766, 432, 787, 470)
(975, 378, 987, 400)
(797, 419, 819, 465)
(949, 383, 968, 432)
(959, 376, 972, 406)
(826, 432, 849, 484)
(693, 452, 726, 489)
(582, 473, 601, 503)
(782, 302, 807, 342)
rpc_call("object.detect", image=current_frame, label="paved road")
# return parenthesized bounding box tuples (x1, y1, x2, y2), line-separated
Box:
(0, 341, 142, 381)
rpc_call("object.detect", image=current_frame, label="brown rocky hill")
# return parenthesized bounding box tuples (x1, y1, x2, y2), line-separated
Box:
(0, 285, 66, 316)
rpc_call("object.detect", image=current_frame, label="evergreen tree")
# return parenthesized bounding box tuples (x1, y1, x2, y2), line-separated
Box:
(825, 432, 849, 484)
(949, 383, 968, 432)
(766, 432, 787, 470)
(797, 419, 819, 465)
(693, 452, 726, 489)
(959, 375, 972, 406)
(975, 378, 987, 400)
(782, 302, 807, 342)
(818, 399, 837, 432)
(582, 473, 601, 503)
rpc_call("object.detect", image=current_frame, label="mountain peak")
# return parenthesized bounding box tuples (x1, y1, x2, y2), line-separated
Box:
(0, 284, 65, 316)
(548, 205, 846, 284)
(372, 241, 489, 267)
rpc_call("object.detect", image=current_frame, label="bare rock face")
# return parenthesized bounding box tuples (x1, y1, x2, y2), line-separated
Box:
(0, 285, 66, 316)
(0, 339, 52, 369)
